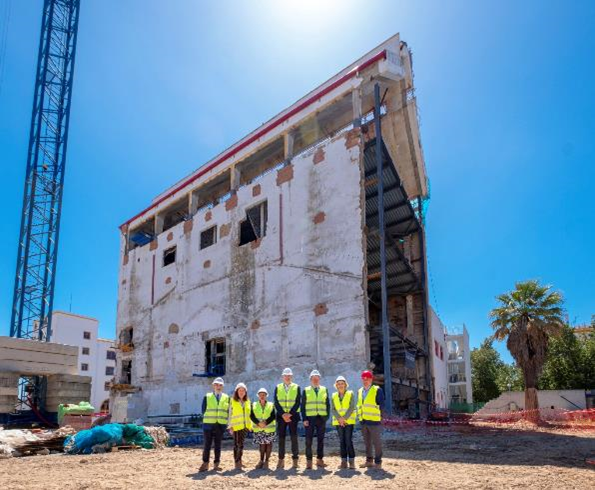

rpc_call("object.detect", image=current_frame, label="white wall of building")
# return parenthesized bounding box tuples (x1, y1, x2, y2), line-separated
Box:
(51, 311, 116, 410)
(446, 326, 473, 405)
(429, 307, 448, 408)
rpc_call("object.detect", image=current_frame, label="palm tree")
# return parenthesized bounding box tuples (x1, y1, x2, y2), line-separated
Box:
(489, 280, 564, 422)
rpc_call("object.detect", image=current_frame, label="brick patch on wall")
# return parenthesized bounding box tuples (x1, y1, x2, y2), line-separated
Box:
(225, 193, 238, 211)
(313, 211, 326, 224)
(276, 164, 294, 186)
(313, 148, 325, 164)
(314, 303, 328, 316)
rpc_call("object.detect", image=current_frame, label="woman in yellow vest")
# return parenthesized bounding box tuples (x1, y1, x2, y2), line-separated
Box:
(331, 375, 357, 469)
(228, 382, 252, 471)
(250, 387, 277, 470)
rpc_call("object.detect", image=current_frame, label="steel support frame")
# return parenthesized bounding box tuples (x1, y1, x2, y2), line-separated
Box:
(374, 83, 394, 414)
(10, 0, 81, 343)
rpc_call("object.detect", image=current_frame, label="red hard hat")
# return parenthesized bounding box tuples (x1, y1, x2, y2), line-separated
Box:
(361, 370, 373, 379)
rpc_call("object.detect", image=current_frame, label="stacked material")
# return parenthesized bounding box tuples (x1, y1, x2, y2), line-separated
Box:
(58, 401, 95, 427)
(64, 423, 169, 454)
(0, 426, 75, 458)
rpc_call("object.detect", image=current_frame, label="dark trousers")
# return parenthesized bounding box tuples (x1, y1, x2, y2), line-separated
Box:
(336, 424, 355, 460)
(277, 417, 299, 460)
(361, 424, 383, 463)
(202, 424, 225, 463)
(305, 416, 326, 460)
(233, 428, 248, 463)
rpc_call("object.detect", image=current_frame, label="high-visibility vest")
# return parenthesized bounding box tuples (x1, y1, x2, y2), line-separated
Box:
(229, 398, 253, 431)
(331, 390, 356, 426)
(276, 383, 300, 413)
(304, 386, 328, 417)
(357, 385, 381, 422)
(252, 401, 276, 433)
(203, 392, 230, 425)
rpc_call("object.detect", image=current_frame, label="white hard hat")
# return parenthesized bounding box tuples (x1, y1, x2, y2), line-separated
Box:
(257, 387, 268, 395)
(212, 377, 224, 386)
(335, 375, 349, 388)
(282, 368, 293, 376)
(235, 382, 247, 391)
(310, 369, 321, 378)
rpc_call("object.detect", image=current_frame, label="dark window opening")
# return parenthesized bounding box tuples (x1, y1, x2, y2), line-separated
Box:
(104, 382, 111, 391)
(205, 338, 226, 376)
(120, 327, 133, 346)
(106, 350, 116, 360)
(105, 366, 115, 376)
(163, 246, 176, 267)
(121, 360, 132, 385)
(82, 347, 90, 355)
(81, 363, 89, 371)
(200, 226, 217, 250)
(83, 331, 91, 340)
(239, 201, 267, 246)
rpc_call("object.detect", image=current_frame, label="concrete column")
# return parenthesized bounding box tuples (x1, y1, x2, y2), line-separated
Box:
(189, 190, 200, 216)
(406, 295, 414, 336)
(284, 131, 295, 160)
(352, 85, 363, 126)
(155, 214, 164, 235)
(230, 166, 241, 192)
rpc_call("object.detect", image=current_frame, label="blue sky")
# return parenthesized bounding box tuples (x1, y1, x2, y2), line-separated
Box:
(0, 1, 593, 361)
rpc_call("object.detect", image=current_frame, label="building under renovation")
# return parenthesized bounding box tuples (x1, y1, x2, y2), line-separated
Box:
(114, 34, 439, 421)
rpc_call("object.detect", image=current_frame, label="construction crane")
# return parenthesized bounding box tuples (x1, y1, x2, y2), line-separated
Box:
(9, 0, 81, 410)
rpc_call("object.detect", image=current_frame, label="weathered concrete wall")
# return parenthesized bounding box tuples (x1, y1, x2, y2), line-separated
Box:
(117, 132, 367, 416)
(476, 390, 587, 414)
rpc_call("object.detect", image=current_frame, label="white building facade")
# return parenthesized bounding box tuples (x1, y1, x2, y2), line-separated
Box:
(446, 325, 473, 406)
(51, 311, 116, 411)
(429, 308, 448, 409)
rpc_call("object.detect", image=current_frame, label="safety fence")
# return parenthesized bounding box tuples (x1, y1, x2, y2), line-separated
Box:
(382, 407, 595, 431)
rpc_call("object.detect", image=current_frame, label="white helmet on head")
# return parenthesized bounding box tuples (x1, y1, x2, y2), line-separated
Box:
(310, 369, 321, 378)
(334, 375, 349, 388)
(212, 377, 224, 386)
(257, 387, 269, 395)
(235, 382, 247, 391)
(282, 368, 293, 376)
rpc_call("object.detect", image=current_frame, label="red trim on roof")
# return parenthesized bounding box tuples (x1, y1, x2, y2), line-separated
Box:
(121, 49, 387, 230)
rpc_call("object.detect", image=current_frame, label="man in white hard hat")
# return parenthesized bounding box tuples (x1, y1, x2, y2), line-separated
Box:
(199, 377, 229, 472)
(273, 367, 301, 469)
(301, 369, 330, 469)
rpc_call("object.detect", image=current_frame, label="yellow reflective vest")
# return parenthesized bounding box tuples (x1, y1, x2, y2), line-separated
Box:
(203, 392, 230, 425)
(229, 398, 252, 431)
(331, 390, 356, 426)
(304, 386, 328, 417)
(276, 383, 300, 413)
(252, 401, 276, 433)
(357, 385, 381, 422)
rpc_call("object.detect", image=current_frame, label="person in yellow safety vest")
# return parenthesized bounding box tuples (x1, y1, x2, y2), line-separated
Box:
(301, 369, 330, 470)
(228, 382, 252, 471)
(273, 367, 301, 469)
(357, 370, 385, 469)
(331, 375, 357, 470)
(199, 377, 229, 472)
(250, 387, 277, 470)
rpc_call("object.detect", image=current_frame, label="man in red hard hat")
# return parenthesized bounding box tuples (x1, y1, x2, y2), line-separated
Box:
(356, 370, 385, 469)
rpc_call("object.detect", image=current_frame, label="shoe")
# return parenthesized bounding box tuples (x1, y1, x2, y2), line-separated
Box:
(349, 460, 356, 470)
(292, 459, 299, 469)
(276, 459, 285, 470)
(360, 460, 374, 468)
(234, 461, 243, 471)
(255, 461, 264, 470)
(198, 462, 209, 472)
(306, 459, 313, 470)
(213, 463, 222, 471)
(374, 462, 382, 469)
(316, 458, 327, 468)
(263, 461, 269, 470)
(340, 460, 348, 469)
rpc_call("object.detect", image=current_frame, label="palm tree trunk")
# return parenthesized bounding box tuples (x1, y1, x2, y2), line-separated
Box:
(523, 370, 540, 423)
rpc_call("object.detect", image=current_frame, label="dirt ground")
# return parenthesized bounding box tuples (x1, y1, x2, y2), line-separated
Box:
(1, 425, 594, 489)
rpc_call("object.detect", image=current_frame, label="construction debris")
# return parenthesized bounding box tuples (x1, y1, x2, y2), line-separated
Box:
(0, 426, 76, 458)
(64, 423, 169, 454)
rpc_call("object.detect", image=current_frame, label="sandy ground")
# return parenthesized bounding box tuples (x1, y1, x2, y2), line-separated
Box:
(1, 426, 594, 489)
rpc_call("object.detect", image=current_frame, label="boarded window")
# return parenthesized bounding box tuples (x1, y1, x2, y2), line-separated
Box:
(205, 338, 226, 376)
(239, 201, 267, 245)
(200, 226, 217, 250)
(163, 246, 176, 267)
